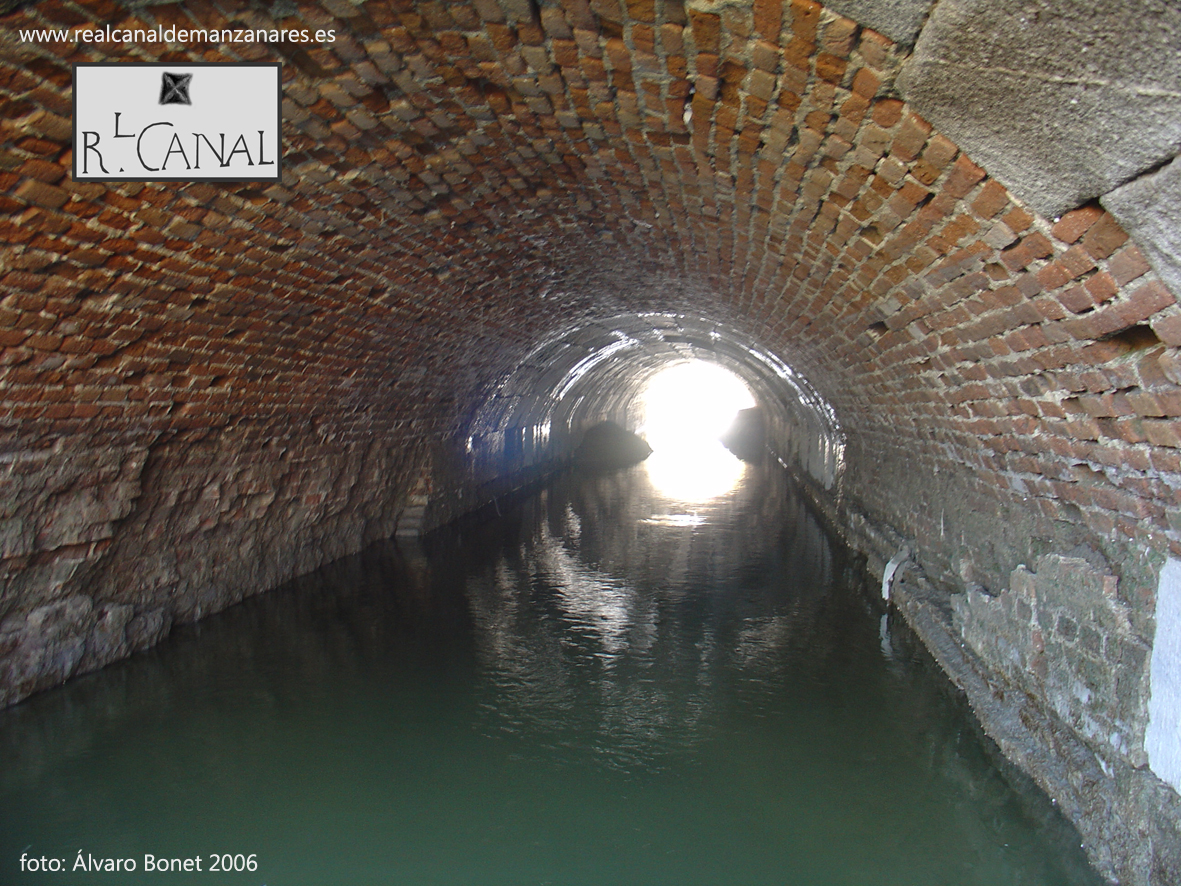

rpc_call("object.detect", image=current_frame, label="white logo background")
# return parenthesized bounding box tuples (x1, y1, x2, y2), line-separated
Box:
(74, 63, 282, 182)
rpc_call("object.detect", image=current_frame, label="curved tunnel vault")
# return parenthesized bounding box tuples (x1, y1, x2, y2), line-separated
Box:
(460, 312, 843, 509)
(2, 0, 1181, 881)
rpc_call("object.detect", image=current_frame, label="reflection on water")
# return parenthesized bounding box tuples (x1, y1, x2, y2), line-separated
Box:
(641, 439, 748, 501)
(0, 463, 1102, 886)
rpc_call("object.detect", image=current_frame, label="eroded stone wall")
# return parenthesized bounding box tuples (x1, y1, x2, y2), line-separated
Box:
(0, 423, 439, 704)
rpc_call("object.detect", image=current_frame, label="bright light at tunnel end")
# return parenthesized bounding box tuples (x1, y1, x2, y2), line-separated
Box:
(637, 361, 756, 502)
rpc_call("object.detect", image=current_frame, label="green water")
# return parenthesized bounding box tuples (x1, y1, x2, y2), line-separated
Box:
(0, 461, 1104, 886)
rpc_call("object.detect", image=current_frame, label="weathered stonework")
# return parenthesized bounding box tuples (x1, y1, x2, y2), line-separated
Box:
(955, 554, 1152, 769)
(899, 0, 1181, 218)
(793, 471, 1181, 884)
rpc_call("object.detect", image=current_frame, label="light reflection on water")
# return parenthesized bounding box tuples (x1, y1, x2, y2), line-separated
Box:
(641, 438, 748, 502)
(0, 463, 1103, 886)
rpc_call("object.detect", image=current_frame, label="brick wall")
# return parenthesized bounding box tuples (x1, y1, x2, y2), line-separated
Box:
(3, 0, 1181, 881)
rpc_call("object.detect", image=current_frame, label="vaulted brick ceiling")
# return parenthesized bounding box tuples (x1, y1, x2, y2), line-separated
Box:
(2, 0, 1180, 671)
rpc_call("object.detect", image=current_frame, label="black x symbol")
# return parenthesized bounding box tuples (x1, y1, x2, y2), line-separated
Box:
(159, 72, 192, 106)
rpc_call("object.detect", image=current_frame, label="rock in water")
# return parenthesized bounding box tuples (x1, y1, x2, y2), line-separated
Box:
(720, 407, 765, 462)
(573, 421, 653, 469)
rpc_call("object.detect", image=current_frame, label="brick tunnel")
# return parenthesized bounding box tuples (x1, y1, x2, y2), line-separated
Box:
(2, 0, 1181, 881)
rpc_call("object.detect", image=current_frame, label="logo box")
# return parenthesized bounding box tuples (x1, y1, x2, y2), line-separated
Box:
(73, 62, 282, 183)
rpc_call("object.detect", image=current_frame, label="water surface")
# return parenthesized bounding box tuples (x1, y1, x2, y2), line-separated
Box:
(0, 458, 1103, 885)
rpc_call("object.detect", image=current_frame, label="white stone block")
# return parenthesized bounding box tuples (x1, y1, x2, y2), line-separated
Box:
(1147, 557, 1181, 792)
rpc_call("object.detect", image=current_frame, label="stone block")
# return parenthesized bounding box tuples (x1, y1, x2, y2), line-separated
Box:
(1147, 557, 1181, 793)
(572, 421, 652, 469)
(1102, 155, 1181, 302)
(81, 603, 133, 671)
(720, 406, 766, 461)
(0, 596, 93, 706)
(823, 0, 936, 45)
(957, 552, 1153, 768)
(126, 608, 172, 654)
(0, 517, 31, 560)
(898, 0, 1181, 219)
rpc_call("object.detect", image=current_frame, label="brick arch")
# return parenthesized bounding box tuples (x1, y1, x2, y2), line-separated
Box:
(3, 0, 1181, 879)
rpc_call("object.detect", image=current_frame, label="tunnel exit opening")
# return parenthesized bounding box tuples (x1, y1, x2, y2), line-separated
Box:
(460, 314, 845, 523)
(636, 360, 756, 502)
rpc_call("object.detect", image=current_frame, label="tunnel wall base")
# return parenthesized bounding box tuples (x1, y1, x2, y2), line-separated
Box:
(0, 424, 428, 708)
(0, 420, 573, 710)
(788, 463, 1181, 886)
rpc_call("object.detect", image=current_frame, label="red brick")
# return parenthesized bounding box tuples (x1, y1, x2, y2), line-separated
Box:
(971, 180, 1008, 219)
(1085, 272, 1119, 305)
(1059, 245, 1096, 279)
(1081, 213, 1129, 260)
(1058, 285, 1093, 314)
(1151, 313, 1181, 346)
(942, 154, 986, 198)
(790, 0, 823, 41)
(1116, 280, 1175, 326)
(688, 9, 720, 52)
(19, 158, 67, 184)
(15, 179, 69, 210)
(1109, 246, 1152, 286)
(1037, 262, 1072, 291)
(892, 114, 930, 161)
(752, 0, 783, 39)
(1004, 206, 1034, 233)
(1051, 204, 1104, 244)
(1143, 420, 1181, 448)
(815, 53, 847, 83)
(1023, 232, 1055, 260)
(851, 67, 880, 99)
(871, 98, 903, 128)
